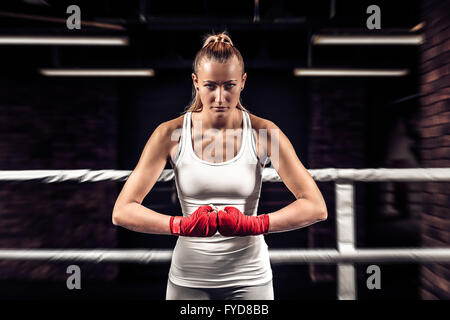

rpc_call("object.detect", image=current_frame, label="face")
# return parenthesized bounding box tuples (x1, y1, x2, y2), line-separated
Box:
(192, 56, 247, 116)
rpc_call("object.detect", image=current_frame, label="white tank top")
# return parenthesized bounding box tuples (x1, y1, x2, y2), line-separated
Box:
(168, 109, 273, 288)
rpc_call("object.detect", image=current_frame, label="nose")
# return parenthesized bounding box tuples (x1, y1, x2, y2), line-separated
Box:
(215, 87, 225, 104)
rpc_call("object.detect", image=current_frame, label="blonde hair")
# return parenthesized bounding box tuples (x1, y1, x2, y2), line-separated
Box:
(184, 31, 249, 114)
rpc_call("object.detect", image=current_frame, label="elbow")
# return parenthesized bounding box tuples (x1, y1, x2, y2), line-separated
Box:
(112, 204, 126, 226)
(112, 210, 121, 226)
(112, 201, 136, 226)
(311, 200, 327, 221)
(318, 207, 328, 221)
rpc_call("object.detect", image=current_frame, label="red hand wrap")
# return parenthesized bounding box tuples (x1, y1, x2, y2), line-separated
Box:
(218, 206, 270, 236)
(170, 205, 218, 237)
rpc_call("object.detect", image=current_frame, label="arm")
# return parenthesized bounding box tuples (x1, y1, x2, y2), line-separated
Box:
(112, 122, 173, 235)
(264, 121, 328, 233)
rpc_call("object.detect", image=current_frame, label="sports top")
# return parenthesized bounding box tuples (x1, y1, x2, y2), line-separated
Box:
(167, 109, 273, 288)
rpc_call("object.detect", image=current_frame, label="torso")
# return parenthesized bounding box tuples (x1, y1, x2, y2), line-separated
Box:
(164, 110, 269, 167)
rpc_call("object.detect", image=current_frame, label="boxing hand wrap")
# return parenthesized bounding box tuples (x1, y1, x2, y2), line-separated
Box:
(218, 206, 270, 236)
(170, 205, 218, 237)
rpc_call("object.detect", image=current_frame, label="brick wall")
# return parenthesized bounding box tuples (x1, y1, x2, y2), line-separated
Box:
(0, 77, 119, 280)
(418, 0, 450, 300)
(307, 78, 368, 282)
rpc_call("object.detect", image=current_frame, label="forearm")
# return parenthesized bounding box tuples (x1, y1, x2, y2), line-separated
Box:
(112, 202, 172, 235)
(267, 198, 327, 233)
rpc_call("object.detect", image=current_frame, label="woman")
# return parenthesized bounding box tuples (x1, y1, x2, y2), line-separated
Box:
(112, 32, 328, 300)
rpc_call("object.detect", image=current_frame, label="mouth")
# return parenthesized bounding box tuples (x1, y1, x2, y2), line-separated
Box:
(211, 106, 228, 111)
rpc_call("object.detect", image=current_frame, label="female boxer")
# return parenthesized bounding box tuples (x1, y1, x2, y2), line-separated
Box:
(112, 31, 327, 300)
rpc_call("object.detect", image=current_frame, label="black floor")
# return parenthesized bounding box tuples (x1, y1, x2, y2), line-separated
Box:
(0, 263, 419, 300)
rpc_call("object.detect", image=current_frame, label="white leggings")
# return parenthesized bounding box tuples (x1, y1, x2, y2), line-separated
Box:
(166, 279, 274, 300)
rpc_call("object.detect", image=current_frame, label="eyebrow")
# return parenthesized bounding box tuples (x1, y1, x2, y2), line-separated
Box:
(202, 80, 237, 83)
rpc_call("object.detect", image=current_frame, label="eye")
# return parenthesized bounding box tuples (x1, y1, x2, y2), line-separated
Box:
(204, 83, 236, 89)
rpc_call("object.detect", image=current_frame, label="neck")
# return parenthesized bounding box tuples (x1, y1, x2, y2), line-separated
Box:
(194, 107, 241, 131)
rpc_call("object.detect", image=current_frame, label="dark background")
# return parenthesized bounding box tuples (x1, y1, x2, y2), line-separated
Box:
(0, 0, 448, 300)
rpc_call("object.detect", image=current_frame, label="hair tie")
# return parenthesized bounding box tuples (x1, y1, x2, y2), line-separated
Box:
(217, 37, 233, 46)
(202, 35, 234, 48)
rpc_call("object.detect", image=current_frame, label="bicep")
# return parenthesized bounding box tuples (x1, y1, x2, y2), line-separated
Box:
(269, 124, 321, 201)
(115, 124, 170, 207)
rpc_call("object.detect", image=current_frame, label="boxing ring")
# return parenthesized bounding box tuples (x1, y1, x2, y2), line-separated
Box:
(1, 168, 449, 300)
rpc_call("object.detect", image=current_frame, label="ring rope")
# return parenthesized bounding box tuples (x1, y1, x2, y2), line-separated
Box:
(1, 168, 450, 183)
(0, 248, 449, 264)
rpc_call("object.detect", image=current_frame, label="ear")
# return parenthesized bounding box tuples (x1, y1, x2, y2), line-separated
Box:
(241, 72, 247, 90)
(192, 73, 199, 89)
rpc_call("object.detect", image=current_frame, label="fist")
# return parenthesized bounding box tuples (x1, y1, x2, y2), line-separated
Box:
(217, 206, 269, 236)
(171, 205, 218, 237)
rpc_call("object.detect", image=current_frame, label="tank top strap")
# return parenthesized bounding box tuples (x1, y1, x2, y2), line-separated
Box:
(242, 109, 251, 133)
(173, 111, 191, 166)
(183, 111, 191, 146)
(242, 110, 260, 163)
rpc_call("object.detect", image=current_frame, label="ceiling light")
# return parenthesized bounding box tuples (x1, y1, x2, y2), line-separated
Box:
(312, 35, 423, 45)
(293, 68, 409, 77)
(39, 69, 155, 77)
(0, 36, 128, 45)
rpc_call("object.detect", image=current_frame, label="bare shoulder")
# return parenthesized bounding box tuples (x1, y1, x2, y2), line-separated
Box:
(154, 115, 184, 162)
(168, 114, 184, 129)
(248, 112, 278, 131)
(143, 115, 184, 157)
(158, 114, 184, 136)
(248, 112, 281, 161)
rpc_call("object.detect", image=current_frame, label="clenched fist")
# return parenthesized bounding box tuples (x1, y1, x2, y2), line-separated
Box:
(170, 205, 218, 237)
(217, 206, 269, 236)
